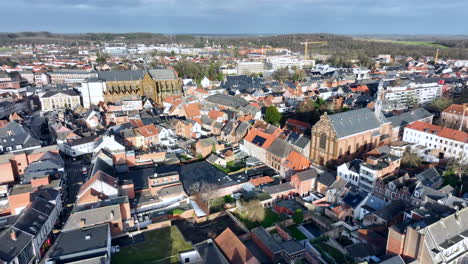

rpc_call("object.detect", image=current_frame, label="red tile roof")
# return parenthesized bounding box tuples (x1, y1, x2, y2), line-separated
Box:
(183, 103, 201, 118)
(406, 121, 468, 143)
(244, 128, 277, 149)
(249, 176, 274, 186)
(134, 124, 159, 137)
(215, 228, 259, 264)
(285, 118, 310, 129)
(443, 104, 468, 116)
(208, 110, 225, 120)
(283, 150, 311, 171)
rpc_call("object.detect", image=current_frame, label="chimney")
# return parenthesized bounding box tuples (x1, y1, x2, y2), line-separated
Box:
(80, 218, 86, 227)
(367, 156, 379, 165)
(10, 230, 17, 241)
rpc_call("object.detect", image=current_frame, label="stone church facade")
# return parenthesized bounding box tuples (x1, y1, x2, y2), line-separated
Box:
(97, 69, 183, 104)
(310, 108, 392, 167)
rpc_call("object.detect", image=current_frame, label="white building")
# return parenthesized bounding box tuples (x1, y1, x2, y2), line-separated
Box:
(384, 82, 442, 111)
(403, 121, 468, 163)
(337, 160, 362, 186)
(81, 79, 105, 108)
(266, 56, 315, 70)
(237, 62, 264, 75)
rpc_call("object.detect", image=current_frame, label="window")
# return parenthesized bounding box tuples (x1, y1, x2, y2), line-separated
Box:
(319, 133, 327, 150)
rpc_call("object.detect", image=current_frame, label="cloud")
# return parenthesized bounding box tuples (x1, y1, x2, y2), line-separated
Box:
(1, 0, 467, 34)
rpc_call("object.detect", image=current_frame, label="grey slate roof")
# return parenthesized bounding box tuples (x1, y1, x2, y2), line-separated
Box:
(205, 94, 249, 109)
(295, 169, 317, 181)
(380, 255, 405, 264)
(267, 138, 292, 158)
(41, 89, 79, 98)
(0, 227, 33, 263)
(263, 183, 295, 195)
(251, 227, 282, 254)
(235, 121, 250, 136)
(386, 108, 433, 128)
(0, 121, 41, 150)
(327, 108, 382, 138)
(96, 69, 177, 82)
(63, 204, 121, 231)
(416, 167, 442, 189)
(48, 224, 110, 261)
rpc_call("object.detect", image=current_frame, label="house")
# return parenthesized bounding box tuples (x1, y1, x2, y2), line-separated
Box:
(403, 121, 468, 163)
(46, 224, 111, 264)
(284, 118, 311, 134)
(133, 124, 159, 148)
(175, 119, 202, 139)
(251, 227, 305, 263)
(215, 228, 259, 264)
(76, 170, 118, 205)
(282, 150, 311, 178)
(363, 200, 410, 227)
(263, 183, 295, 202)
(63, 204, 123, 237)
(40, 90, 81, 112)
(195, 137, 224, 157)
(59, 135, 99, 157)
(0, 121, 41, 154)
(200, 76, 211, 88)
(290, 169, 317, 197)
(441, 104, 468, 132)
(0, 196, 59, 264)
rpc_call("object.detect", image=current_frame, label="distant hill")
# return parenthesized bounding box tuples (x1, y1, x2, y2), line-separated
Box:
(0, 32, 467, 59)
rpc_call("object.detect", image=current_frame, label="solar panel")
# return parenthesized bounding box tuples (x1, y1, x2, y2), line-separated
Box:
(252, 135, 266, 146)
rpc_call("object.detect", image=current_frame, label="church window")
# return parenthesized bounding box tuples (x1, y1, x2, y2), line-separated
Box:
(319, 134, 327, 150)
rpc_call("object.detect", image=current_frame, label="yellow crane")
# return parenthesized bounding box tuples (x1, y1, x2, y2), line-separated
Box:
(301, 40, 328, 60)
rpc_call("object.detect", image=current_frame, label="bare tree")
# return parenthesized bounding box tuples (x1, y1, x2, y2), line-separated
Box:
(190, 181, 218, 214)
(240, 199, 265, 222)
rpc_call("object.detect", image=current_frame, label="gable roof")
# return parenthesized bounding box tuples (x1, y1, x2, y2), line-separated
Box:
(386, 108, 433, 128)
(283, 150, 311, 171)
(77, 170, 118, 198)
(215, 228, 259, 264)
(327, 108, 382, 138)
(183, 103, 201, 118)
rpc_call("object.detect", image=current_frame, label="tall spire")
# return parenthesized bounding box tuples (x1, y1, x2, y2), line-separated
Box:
(375, 80, 385, 122)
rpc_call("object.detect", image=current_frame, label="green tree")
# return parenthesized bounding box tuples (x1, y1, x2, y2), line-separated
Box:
(264, 106, 282, 125)
(292, 69, 305, 82)
(430, 97, 453, 112)
(272, 68, 290, 81)
(293, 209, 304, 225)
(96, 52, 109, 65)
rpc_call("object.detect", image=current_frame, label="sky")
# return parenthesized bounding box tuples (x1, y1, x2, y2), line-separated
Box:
(2, 0, 468, 34)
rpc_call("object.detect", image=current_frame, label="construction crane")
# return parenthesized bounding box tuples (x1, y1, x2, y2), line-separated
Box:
(301, 40, 327, 60)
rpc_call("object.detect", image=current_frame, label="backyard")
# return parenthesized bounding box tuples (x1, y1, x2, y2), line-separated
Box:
(314, 241, 353, 264)
(234, 208, 287, 229)
(286, 225, 307, 240)
(212, 160, 245, 174)
(173, 215, 246, 243)
(111, 226, 193, 264)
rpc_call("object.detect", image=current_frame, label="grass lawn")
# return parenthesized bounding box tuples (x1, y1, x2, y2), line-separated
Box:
(286, 225, 307, 240)
(171, 208, 185, 215)
(359, 38, 447, 49)
(235, 208, 281, 229)
(111, 226, 193, 264)
(210, 197, 226, 213)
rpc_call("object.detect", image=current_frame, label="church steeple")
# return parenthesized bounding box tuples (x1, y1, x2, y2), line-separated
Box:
(375, 80, 385, 122)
